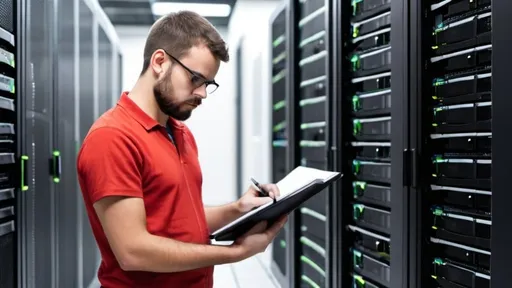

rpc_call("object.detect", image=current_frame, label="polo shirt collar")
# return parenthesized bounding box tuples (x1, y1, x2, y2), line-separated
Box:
(117, 91, 184, 131)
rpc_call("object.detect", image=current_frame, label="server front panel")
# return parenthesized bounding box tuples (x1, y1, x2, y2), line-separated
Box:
(271, 6, 289, 280)
(424, 1, 492, 287)
(342, 0, 393, 287)
(295, 1, 330, 287)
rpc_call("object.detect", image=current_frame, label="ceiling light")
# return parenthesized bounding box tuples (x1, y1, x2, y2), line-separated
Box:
(151, 2, 232, 17)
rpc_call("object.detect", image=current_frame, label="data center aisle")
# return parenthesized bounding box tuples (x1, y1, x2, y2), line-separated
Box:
(213, 250, 281, 288)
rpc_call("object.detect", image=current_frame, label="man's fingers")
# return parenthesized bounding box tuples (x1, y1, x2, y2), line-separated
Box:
(265, 215, 288, 237)
(262, 183, 280, 198)
(252, 196, 273, 207)
(245, 221, 267, 236)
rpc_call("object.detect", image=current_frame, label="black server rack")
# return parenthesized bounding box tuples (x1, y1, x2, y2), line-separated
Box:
(291, 0, 334, 287)
(335, 0, 396, 287)
(269, 4, 289, 287)
(415, 0, 493, 287)
(19, 0, 58, 286)
(0, 0, 17, 287)
(53, 0, 80, 286)
(490, 0, 512, 285)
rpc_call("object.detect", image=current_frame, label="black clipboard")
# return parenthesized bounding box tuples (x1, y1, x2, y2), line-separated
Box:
(210, 172, 342, 241)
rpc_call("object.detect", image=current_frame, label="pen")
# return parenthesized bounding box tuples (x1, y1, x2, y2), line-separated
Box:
(250, 177, 276, 202)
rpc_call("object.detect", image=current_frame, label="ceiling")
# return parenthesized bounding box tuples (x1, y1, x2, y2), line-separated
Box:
(98, 0, 237, 27)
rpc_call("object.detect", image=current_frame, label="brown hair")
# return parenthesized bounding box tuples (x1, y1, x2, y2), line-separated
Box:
(140, 11, 229, 75)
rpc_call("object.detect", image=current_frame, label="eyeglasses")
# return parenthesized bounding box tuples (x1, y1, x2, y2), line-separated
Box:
(161, 49, 219, 94)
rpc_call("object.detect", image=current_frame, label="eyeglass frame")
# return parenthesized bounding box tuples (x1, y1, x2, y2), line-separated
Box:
(160, 49, 219, 94)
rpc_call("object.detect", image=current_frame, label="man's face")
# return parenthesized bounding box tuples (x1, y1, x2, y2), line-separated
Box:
(153, 45, 221, 121)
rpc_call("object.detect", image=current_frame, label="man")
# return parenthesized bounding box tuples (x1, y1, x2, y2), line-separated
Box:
(77, 11, 287, 288)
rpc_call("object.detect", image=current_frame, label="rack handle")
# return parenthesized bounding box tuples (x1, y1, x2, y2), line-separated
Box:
(51, 150, 61, 183)
(20, 155, 28, 191)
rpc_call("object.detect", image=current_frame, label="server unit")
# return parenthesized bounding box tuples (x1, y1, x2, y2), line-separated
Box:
(291, 0, 334, 287)
(270, 4, 289, 287)
(0, 0, 17, 287)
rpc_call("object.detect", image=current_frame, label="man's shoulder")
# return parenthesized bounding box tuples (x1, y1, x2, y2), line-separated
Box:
(80, 108, 142, 153)
(88, 107, 140, 139)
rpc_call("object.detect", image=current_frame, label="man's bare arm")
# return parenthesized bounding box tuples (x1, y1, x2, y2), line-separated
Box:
(204, 203, 243, 232)
(94, 196, 243, 273)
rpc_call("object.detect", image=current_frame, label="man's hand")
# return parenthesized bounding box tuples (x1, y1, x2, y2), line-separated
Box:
(237, 183, 281, 213)
(231, 215, 288, 259)
(205, 183, 281, 232)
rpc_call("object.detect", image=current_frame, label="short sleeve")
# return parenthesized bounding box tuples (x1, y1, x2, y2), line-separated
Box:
(77, 127, 143, 203)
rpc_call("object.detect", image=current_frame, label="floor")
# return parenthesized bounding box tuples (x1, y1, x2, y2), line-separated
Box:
(212, 249, 281, 288)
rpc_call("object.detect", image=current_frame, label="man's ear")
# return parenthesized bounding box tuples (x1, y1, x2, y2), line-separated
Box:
(150, 49, 167, 75)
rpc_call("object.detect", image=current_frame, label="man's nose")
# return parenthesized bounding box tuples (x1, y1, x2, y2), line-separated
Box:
(194, 85, 208, 99)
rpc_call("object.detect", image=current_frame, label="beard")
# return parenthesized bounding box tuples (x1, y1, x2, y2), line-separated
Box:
(153, 70, 198, 121)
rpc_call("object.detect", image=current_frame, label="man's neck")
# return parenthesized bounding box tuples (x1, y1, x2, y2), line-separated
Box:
(127, 77, 168, 126)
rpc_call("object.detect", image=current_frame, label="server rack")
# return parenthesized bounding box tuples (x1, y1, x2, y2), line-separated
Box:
(290, 0, 335, 287)
(413, 0, 494, 287)
(0, 0, 17, 287)
(490, 0, 512, 285)
(269, 4, 289, 287)
(20, 0, 58, 286)
(333, 0, 409, 287)
(8, 0, 123, 286)
(54, 0, 80, 286)
(418, 0, 492, 287)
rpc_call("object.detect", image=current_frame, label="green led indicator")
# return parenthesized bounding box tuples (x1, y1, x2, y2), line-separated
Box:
(353, 204, 365, 220)
(433, 78, 445, 86)
(272, 35, 285, 48)
(351, 0, 363, 16)
(300, 255, 325, 277)
(301, 275, 320, 288)
(273, 100, 285, 110)
(433, 258, 445, 265)
(353, 181, 366, 197)
(351, 55, 360, 71)
(353, 119, 361, 135)
(433, 207, 443, 216)
(352, 26, 359, 38)
(352, 160, 360, 175)
(352, 95, 360, 111)
(353, 275, 365, 287)
(352, 249, 363, 267)
(280, 240, 286, 248)
(273, 121, 286, 132)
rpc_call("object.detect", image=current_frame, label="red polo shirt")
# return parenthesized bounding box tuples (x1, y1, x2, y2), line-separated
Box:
(77, 92, 213, 288)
